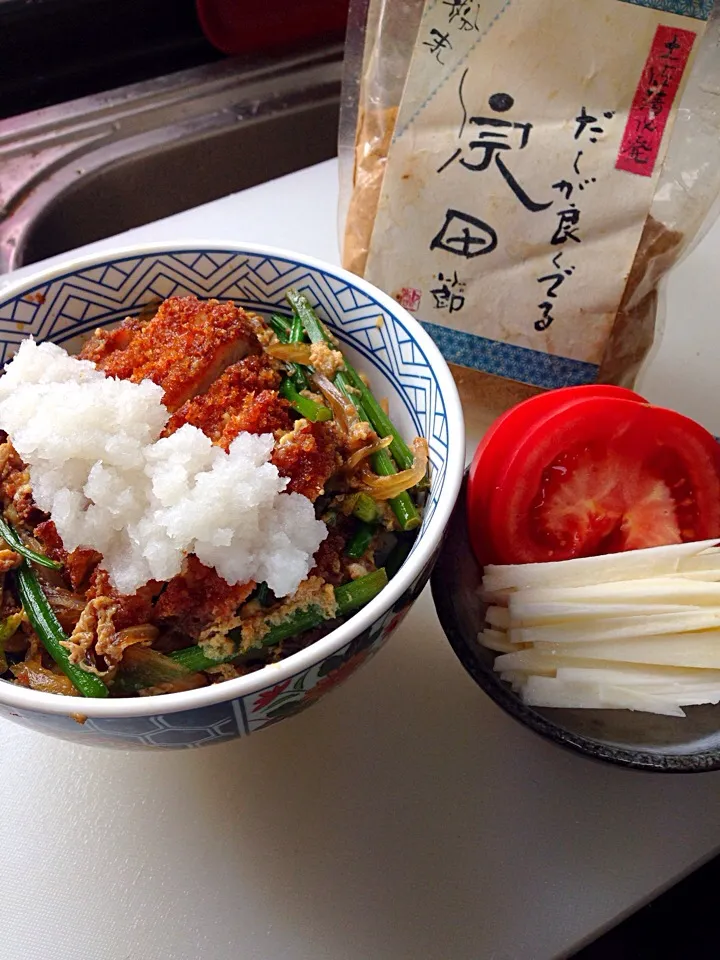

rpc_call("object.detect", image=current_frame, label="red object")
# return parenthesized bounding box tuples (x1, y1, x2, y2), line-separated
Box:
(616, 24, 696, 178)
(467, 385, 646, 564)
(467, 389, 720, 566)
(396, 287, 422, 313)
(196, 0, 349, 56)
(489, 399, 720, 565)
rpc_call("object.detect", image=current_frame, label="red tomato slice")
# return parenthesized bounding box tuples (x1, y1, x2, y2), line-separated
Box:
(467, 385, 646, 564)
(487, 397, 720, 564)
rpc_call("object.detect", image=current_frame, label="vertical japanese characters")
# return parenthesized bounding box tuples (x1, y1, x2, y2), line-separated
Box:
(427, 68, 621, 334)
(423, 0, 482, 64)
(617, 27, 695, 176)
(352, 0, 713, 387)
(535, 108, 616, 331)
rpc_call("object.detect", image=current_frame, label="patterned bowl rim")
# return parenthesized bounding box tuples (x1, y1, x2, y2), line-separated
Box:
(0, 240, 465, 718)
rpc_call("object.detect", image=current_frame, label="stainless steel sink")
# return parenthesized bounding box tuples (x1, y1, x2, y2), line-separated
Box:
(0, 45, 342, 273)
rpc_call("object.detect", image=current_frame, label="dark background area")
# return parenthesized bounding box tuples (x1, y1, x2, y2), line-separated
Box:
(574, 853, 720, 960)
(0, 0, 220, 119)
(0, 0, 348, 120)
(1, 1, 719, 956)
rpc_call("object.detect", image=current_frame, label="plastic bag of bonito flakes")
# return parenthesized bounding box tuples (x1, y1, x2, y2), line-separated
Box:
(338, 0, 720, 423)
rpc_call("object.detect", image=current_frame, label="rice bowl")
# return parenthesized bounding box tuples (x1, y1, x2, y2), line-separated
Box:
(0, 243, 464, 747)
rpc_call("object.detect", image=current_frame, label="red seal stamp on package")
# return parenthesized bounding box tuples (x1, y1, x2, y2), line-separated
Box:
(396, 287, 422, 312)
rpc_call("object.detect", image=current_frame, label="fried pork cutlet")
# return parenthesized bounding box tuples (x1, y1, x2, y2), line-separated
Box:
(153, 555, 255, 637)
(168, 355, 338, 501)
(80, 296, 261, 411)
(271, 419, 340, 502)
(77, 299, 338, 624)
(34, 519, 101, 592)
(78, 316, 148, 367)
(165, 355, 293, 447)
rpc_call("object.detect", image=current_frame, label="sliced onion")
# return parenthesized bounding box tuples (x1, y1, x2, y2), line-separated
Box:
(11, 660, 75, 696)
(97, 624, 159, 667)
(117, 646, 206, 694)
(42, 583, 87, 631)
(359, 437, 429, 500)
(312, 372, 359, 434)
(267, 342, 314, 364)
(346, 435, 392, 471)
(42, 583, 86, 611)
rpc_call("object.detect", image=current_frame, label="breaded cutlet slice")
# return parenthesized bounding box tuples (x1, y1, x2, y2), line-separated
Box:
(80, 296, 261, 411)
(271, 419, 340, 503)
(168, 355, 339, 503)
(164, 355, 292, 446)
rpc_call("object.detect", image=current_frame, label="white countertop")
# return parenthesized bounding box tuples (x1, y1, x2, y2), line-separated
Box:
(3, 159, 720, 960)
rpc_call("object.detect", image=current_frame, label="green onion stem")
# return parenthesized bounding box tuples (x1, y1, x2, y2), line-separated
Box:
(0, 515, 62, 570)
(335, 568, 388, 614)
(352, 493, 378, 524)
(15, 562, 108, 698)
(269, 313, 292, 337)
(289, 313, 306, 344)
(345, 522, 375, 560)
(286, 289, 415, 469)
(169, 568, 389, 673)
(270, 311, 310, 391)
(286, 289, 421, 531)
(168, 644, 240, 674)
(351, 398, 418, 530)
(279, 379, 332, 422)
(342, 366, 414, 471)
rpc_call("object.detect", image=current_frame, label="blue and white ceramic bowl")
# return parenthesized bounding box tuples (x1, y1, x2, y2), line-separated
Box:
(0, 243, 464, 748)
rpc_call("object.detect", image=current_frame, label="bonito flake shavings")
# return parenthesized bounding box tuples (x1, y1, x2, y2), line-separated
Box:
(0, 339, 327, 596)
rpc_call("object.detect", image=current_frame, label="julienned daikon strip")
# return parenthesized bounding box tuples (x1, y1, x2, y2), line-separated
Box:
(505, 578, 720, 606)
(485, 606, 510, 630)
(523, 677, 680, 713)
(669, 568, 720, 582)
(508, 599, 690, 625)
(520, 676, 687, 716)
(677, 554, 720, 576)
(499, 634, 720, 670)
(496, 649, 613, 673)
(556, 664, 720, 689)
(536, 634, 720, 669)
(525, 677, 689, 716)
(545, 671, 720, 708)
(478, 629, 517, 653)
(497, 665, 720, 703)
(481, 539, 720, 593)
(498, 670, 529, 690)
(509, 610, 720, 646)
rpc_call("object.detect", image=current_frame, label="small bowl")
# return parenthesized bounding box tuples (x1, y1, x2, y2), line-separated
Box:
(432, 475, 720, 773)
(0, 242, 465, 748)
